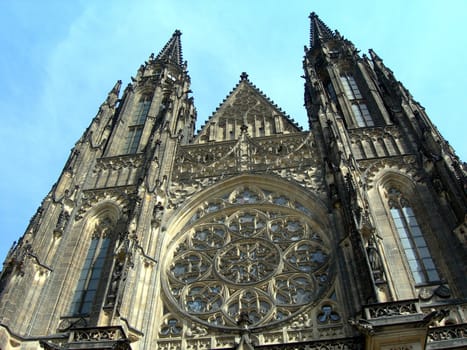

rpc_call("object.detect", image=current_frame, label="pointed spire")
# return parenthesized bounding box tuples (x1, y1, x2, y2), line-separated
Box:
(369, 49, 382, 62)
(105, 80, 121, 107)
(155, 30, 183, 66)
(110, 80, 122, 95)
(309, 12, 336, 48)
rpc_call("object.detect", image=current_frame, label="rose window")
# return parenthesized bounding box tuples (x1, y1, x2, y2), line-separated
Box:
(216, 238, 280, 284)
(163, 186, 333, 330)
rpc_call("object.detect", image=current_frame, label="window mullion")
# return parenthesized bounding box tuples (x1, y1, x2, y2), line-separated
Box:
(71, 232, 113, 315)
(398, 206, 428, 283)
(389, 192, 440, 285)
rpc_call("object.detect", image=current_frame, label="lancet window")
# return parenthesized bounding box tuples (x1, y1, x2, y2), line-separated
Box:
(340, 73, 374, 127)
(340, 74, 362, 99)
(387, 188, 439, 284)
(133, 94, 152, 125)
(326, 81, 337, 102)
(70, 218, 114, 315)
(351, 103, 374, 127)
(123, 94, 152, 154)
(124, 127, 143, 154)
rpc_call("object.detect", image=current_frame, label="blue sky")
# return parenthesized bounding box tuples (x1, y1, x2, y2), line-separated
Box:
(0, 1, 465, 263)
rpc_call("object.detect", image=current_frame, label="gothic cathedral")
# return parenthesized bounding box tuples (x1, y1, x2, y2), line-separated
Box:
(0, 13, 465, 350)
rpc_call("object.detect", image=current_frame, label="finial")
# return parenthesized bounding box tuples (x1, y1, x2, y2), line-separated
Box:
(155, 30, 184, 66)
(368, 49, 381, 61)
(309, 12, 336, 48)
(111, 80, 122, 93)
(240, 72, 249, 81)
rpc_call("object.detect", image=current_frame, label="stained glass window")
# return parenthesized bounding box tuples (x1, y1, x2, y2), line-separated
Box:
(351, 103, 374, 127)
(70, 222, 112, 315)
(123, 94, 152, 154)
(388, 188, 439, 284)
(340, 73, 374, 127)
(340, 74, 362, 99)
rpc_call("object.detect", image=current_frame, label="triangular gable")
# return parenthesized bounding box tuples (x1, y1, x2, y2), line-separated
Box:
(194, 73, 302, 144)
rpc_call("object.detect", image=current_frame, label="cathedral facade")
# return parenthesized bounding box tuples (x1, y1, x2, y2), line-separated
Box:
(0, 13, 465, 350)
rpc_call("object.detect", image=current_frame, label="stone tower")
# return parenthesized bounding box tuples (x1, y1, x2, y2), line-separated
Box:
(0, 13, 465, 350)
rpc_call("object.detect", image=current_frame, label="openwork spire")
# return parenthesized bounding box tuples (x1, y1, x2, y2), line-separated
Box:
(309, 12, 336, 48)
(155, 29, 183, 66)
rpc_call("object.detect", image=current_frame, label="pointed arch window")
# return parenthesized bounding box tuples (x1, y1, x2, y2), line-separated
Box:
(124, 127, 143, 154)
(352, 103, 374, 127)
(340, 73, 374, 127)
(326, 82, 337, 102)
(340, 74, 362, 99)
(133, 94, 152, 125)
(70, 219, 114, 315)
(387, 188, 439, 284)
(123, 94, 152, 154)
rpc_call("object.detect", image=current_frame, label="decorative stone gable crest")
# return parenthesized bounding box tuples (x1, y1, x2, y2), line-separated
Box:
(195, 73, 302, 143)
(75, 186, 136, 220)
(169, 132, 326, 208)
(174, 132, 320, 180)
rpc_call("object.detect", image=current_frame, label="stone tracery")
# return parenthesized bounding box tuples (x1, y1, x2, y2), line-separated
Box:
(162, 184, 333, 330)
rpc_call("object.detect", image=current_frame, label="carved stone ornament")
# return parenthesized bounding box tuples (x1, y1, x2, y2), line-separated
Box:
(418, 287, 433, 301)
(364, 299, 420, 319)
(94, 153, 144, 172)
(67, 326, 131, 349)
(349, 125, 403, 160)
(75, 186, 136, 220)
(361, 155, 419, 189)
(427, 323, 467, 344)
(173, 133, 321, 182)
(162, 183, 333, 331)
